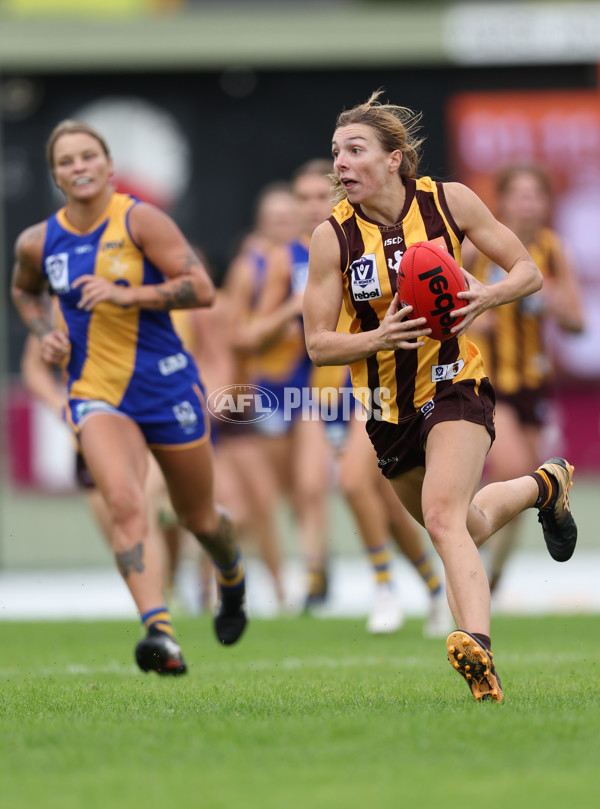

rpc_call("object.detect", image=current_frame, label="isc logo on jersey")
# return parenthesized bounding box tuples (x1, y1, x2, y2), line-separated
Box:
(350, 254, 382, 300)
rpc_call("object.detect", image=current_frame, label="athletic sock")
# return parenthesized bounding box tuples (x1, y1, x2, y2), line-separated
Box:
(141, 606, 175, 638)
(473, 632, 492, 651)
(413, 552, 442, 596)
(306, 555, 328, 596)
(530, 470, 558, 509)
(367, 543, 394, 587)
(215, 551, 245, 600)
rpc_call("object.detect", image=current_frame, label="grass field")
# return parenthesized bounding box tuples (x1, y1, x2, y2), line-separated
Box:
(1, 615, 598, 809)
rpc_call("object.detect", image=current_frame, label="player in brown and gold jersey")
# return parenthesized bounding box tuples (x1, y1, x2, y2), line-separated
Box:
(464, 165, 584, 595)
(303, 91, 578, 703)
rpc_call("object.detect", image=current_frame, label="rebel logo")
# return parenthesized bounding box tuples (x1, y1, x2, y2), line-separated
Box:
(350, 253, 382, 300)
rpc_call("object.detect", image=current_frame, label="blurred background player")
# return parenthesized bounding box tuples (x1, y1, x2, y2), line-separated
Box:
(464, 165, 585, 595)
(240, 160, 336, 610)
(180, 246, 290, 611)
(218, 182, 303, 610)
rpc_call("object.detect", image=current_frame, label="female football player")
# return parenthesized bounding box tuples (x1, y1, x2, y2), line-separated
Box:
(303, 91, 578, 702)
(11, 120, 248, 676)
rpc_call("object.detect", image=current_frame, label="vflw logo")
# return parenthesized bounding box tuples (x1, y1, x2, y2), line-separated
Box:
(45, 252, 70, 293)
(350, 253, 382, 301)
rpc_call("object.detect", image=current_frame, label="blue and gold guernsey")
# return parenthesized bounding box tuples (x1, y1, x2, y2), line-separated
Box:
(43, 193, 209, 449)
(250, 238, 309, 387)
(254, 236, 348, 435)
(252, 237, 312, 435)
(329, 177, 488, 425)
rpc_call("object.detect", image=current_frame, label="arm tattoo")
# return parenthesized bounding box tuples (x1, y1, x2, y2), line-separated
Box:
(155, 278, 200, 310)
(179, 248, 203, 273)
(115, 542, 145, 579)
(12, 224, 52, 335)
(13, 225, 46, 292)
(153, 247, 206, 309)
(12, 289, 53, 338)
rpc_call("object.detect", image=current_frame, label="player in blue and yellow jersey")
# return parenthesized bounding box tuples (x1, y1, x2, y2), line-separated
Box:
(11, 119, 247, 676)
(464, 165, 584, 596)
(217, 182, 302, 609)
(303, 91, 579, 703)
(248, 160, 338, 610)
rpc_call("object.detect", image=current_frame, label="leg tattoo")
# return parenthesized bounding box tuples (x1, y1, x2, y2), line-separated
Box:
(195, 507, 237, 567)
(116, 542, 145, 579)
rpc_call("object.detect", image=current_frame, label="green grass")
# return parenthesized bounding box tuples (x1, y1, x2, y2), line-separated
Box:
(1, 615, 599, 809)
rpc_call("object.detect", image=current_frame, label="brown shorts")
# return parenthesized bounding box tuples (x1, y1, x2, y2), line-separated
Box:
(366, 378, 496, 479)
(496, 387, 549, 427)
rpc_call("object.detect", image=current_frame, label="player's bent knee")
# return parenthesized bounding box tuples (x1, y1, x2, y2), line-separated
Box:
(338, 470, 364, 501)
(105, 486, 146, 526)
(295, 482, 327, 509)
(423, 507, 468, 551)
(178, 509, 220, 539)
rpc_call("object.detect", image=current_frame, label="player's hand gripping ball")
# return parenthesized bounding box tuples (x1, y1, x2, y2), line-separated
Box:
(397, 241, 467, 342)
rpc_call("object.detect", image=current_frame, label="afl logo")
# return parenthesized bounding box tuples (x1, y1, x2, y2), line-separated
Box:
(207, 384, 279, 424)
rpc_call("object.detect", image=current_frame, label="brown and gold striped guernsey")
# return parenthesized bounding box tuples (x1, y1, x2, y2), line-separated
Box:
(469, 227, 558, 395)
(328, 177, 487, 424)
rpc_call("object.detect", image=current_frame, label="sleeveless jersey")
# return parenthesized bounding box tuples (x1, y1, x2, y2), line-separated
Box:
(42, 193, 200, 417)
(246, 247, 269, 310)
(239, 238, 308, 384)
(288, 236, 350, 392)
(328, 177, 487, 424)
(470, 227, 558, 394)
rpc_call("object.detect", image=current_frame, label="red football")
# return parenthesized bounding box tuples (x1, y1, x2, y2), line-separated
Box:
(397, 241, 467, 342)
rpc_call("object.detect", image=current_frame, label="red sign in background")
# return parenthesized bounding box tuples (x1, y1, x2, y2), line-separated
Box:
(447, 89, 600, 472)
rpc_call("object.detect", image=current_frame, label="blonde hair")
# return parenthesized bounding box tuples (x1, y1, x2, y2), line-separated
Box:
(46, 119, 110, 169)
(332, 89, 425, 201)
